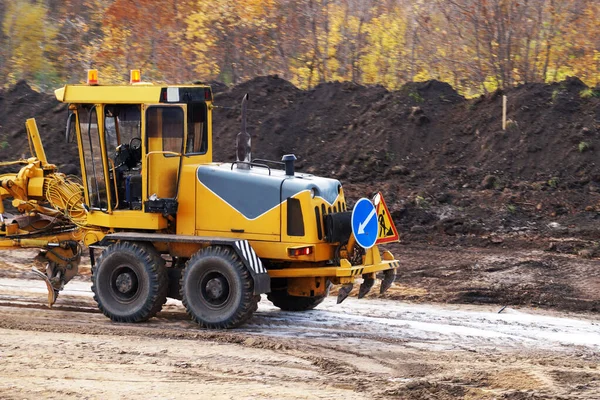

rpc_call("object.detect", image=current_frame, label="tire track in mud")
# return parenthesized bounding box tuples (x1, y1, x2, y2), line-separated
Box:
(2, 277, 600, 353)
(388, 244, 600, 313)
(1, 277, 600, 399)
(0, 327, 370, 400)
(0, 305, 394, 398)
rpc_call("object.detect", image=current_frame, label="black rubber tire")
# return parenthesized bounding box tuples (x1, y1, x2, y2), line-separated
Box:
(92, 241, 167, 323)
(267, 289, 325, 311)
(181, 246, 257, 329)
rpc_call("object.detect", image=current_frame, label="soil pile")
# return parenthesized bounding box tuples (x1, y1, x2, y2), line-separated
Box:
(213, 76, 600, 188)
(1, 77, 599, 243)
(1, 78, 599, 312)
(0, 80, 77, 173)
(212, 76, 600, 245)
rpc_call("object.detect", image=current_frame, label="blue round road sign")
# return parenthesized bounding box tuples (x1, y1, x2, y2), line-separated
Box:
(351, 198, 378, 249)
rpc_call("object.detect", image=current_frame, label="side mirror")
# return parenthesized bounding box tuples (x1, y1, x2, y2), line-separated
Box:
(65, 112, 76, 143)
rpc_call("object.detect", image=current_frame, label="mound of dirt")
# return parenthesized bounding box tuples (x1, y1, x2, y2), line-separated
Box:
(1, 76, 599, 243)
(211, 75, 600, 190)
(1, 77, 600, 313)
(0, 80, 78, 174)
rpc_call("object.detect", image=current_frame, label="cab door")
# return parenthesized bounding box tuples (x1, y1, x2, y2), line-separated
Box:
(143, 104, 186, 204)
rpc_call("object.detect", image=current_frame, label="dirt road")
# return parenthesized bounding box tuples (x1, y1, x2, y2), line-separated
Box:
(1, 274, 599, 400)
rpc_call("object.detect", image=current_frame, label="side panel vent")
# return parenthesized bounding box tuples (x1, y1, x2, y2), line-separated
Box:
(287, 198, 305, 236)
(314, 206, 323, 240)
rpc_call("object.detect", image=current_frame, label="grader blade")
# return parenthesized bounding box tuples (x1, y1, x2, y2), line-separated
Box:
(336, 284, 353, 304)
(31, 267, 58, 307)
(380, 269, 396, 294)
(358, 275, 375, 299)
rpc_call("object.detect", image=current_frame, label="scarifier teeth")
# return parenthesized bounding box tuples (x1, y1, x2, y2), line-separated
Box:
(31, 267, 58, 308)
(358, 277, 375, 299)
(325, 279, 334, 297)
(336, 284, 353, 304)
(380, 269, 396, 294)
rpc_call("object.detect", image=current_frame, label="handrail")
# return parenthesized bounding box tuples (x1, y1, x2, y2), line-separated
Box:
(230, 161, 271, 175)
(107, 158, 119, 210)
(253, 158, 285, 167)
(145, 151, 182, 159)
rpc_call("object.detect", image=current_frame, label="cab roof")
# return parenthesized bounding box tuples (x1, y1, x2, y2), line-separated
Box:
(54, 84, 213, 104)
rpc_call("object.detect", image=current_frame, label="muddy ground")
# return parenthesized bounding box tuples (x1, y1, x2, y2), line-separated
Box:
(0, 77, 599, 398)
(0, 246, 599, 400)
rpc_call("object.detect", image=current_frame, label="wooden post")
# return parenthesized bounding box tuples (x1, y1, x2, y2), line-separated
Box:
(502, 95, 507, 130)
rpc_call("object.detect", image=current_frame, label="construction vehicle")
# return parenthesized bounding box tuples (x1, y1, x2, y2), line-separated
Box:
(0, 70, 400, 328)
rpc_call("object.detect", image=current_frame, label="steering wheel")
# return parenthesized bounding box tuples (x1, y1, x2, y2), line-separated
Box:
(127, 137, 142, 166)
(129, 137, 142, 150)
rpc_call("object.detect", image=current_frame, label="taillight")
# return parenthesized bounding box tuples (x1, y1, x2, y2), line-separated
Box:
(288, 246, 313, 257)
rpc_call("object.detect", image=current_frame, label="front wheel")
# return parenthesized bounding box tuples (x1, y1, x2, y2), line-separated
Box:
(267, 290, 325, 311)
(92, 241, 167, 322)
(181, 246, 257, 329)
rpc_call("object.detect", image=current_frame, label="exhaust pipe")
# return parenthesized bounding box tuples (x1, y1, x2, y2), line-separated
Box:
(282, 154, 297, 176)
(236, 94, 251, 169)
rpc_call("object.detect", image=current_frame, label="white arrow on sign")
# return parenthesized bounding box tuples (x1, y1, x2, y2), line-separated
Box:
(358, 207, 376, 235)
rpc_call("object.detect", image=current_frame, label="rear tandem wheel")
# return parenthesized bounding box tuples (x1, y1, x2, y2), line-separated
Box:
(92, 241, 168, 323)
(181, 246, 258, 329)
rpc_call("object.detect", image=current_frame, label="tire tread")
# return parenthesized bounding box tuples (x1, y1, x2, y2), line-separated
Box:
(91, 241, 167, 323)
(181, 246, 257, 329)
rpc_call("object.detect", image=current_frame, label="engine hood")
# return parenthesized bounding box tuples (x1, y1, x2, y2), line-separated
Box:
(197, 163, 341, 220)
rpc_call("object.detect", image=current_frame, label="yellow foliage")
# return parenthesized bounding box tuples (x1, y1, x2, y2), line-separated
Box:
(3, 0, 59, 88)
(362, 10, 408, 89)
(185, 0, 279, 83)
(2, 0, 599, 94)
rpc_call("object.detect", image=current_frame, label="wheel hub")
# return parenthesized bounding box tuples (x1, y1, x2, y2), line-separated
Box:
(115, 271, 135, 294)
(205, 277, 225, 299)
(200, 272, 230, 307)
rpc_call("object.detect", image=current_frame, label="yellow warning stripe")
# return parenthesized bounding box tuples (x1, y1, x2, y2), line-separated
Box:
(267, 260, 400, 278)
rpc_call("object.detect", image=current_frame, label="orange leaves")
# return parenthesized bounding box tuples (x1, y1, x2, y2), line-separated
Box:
(1, 0, 598, 92)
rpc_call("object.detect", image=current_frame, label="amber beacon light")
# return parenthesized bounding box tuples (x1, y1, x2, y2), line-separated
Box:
(87, 69, 98, 85)
(130, 69, 141, 84)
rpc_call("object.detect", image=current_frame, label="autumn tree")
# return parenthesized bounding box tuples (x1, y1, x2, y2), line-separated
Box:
(2, 0, 59, 89)
(186, 0, 280, 84)
(46, 0, 110, 84)
(88, 0, 195, 84)
(1, 0, 598, 92)
(0, 1, 5, 82)
(361, 4, 409, 88)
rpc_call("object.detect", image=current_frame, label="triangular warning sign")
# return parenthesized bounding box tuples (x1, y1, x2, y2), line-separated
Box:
(374, 192, 399, 244)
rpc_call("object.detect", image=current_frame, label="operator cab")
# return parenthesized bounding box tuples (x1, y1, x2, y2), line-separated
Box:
(58, 69, 213, 230)
(105, 104, 143, 210)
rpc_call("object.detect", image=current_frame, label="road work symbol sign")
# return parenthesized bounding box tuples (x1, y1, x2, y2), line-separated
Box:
(374, 192, 399, 244)
(351, 198, 378, 249)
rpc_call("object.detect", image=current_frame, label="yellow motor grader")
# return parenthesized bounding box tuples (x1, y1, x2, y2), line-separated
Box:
(0, 70, 400, 328)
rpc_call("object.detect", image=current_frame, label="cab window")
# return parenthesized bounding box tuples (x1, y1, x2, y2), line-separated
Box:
(146, 106, 184, 155)
(186, 102, 208, 154)
(78, 105, 107, 210)
(104, 105, 141, 148)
